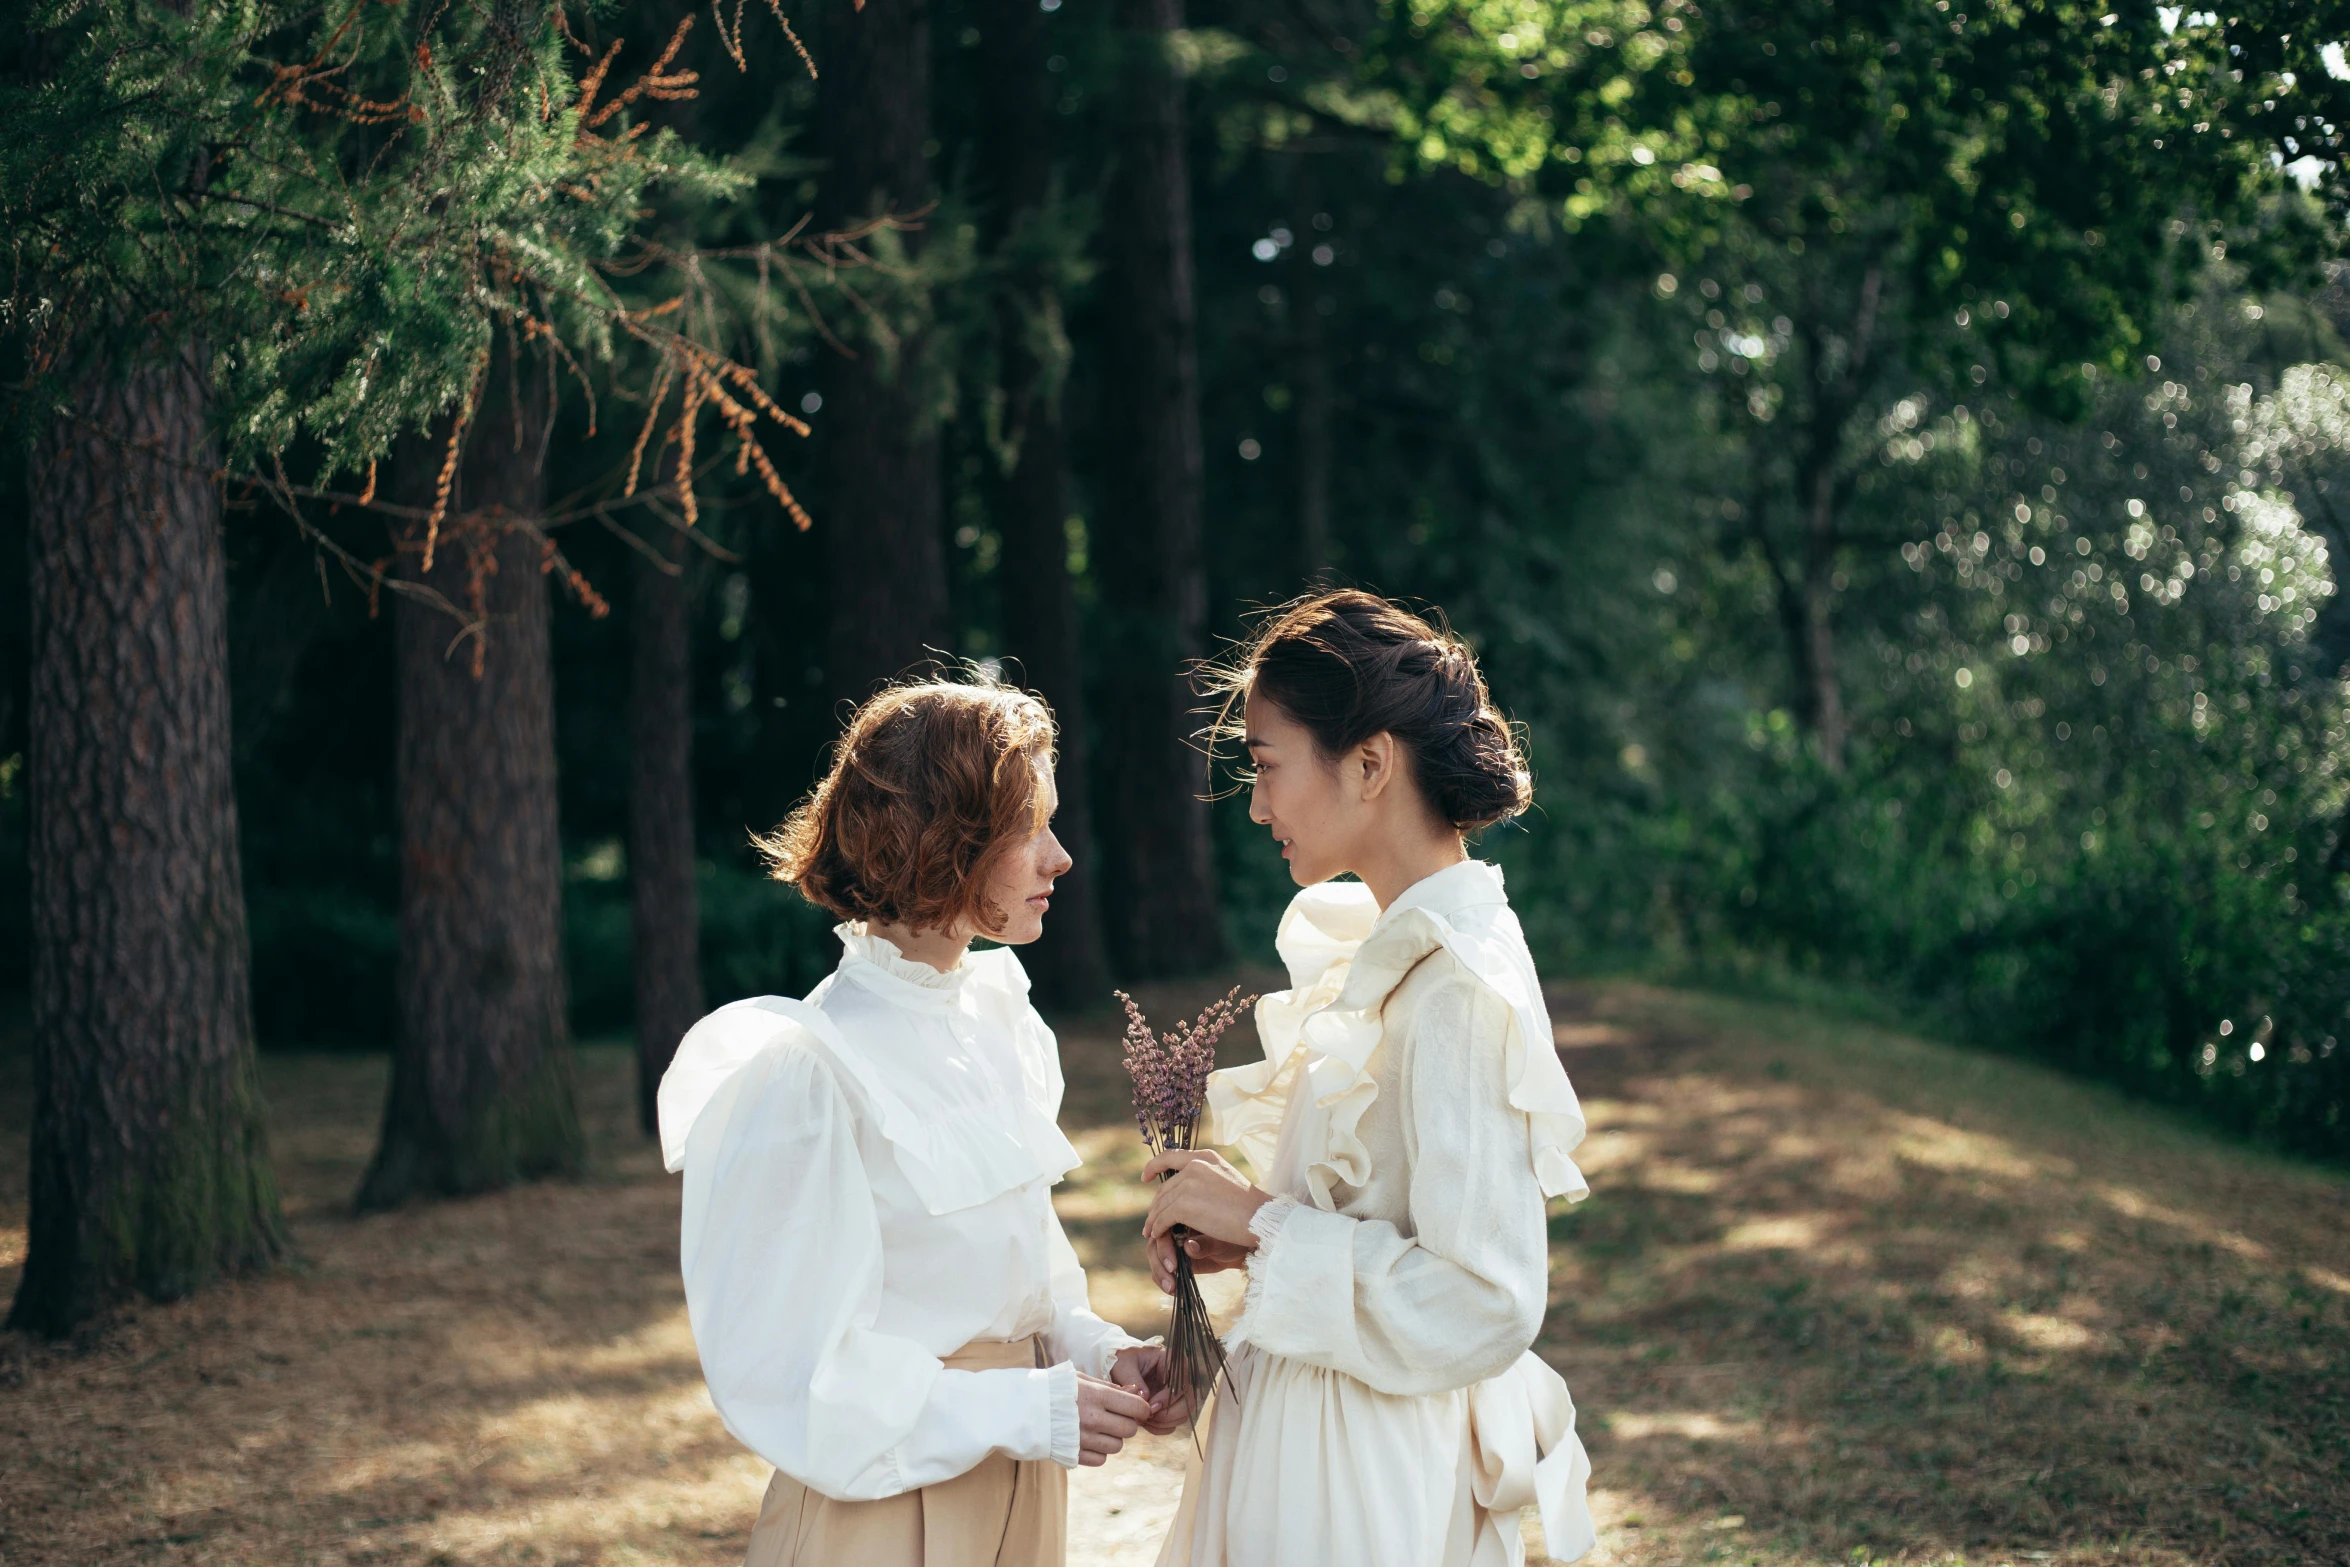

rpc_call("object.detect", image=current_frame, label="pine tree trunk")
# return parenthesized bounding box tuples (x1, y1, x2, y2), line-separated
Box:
(358, 351, 583, 1210)
(1800, 463, 1847, 774)
(2302, 497, 2350, 875)
(626, 0, 705, 1130)
(1755, 477, 1848, 778)
(1779, 269, 1878, 777)
(1093, 0, 1226, 978)
(815, 0, 948, 704)
(977, 0, 1113, 1008)
(10, 347, 286, 1337)
(629, 530, 703, 1133)
(1289, 160, 1333, 587)
(1293, 266, 1334, 587)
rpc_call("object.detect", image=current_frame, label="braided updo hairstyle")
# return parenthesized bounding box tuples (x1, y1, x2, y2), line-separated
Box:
(1207, 589, 1531, 831)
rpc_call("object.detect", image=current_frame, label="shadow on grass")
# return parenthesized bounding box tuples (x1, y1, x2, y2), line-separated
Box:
(1540, 985, 2350, 1567)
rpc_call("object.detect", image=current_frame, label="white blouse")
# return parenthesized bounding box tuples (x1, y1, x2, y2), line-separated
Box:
(658, 926, 1144, 1502)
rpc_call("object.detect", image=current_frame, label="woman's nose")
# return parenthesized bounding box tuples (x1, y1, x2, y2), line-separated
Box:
(1041, 828, 1074, 877)
(1249, 782, 1271, 825)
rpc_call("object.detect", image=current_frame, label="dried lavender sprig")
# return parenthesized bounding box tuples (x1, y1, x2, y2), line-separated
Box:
(1115, 986, 1260, 1436)
(1121, 985, 1255, 1135)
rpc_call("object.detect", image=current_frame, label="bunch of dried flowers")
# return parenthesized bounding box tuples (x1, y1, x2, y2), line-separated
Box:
(1117, 985, 1256, 1429)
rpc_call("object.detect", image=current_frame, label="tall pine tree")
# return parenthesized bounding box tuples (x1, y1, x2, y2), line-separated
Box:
(814, 0, 951, 702)
(358, 347, 584, 1209)
(12, 343, 286, 1334)
(976, 0, 1113, 1004)
(1093, 0, 1226, 977)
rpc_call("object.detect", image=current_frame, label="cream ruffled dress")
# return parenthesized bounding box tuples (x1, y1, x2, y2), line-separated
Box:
(1156, 860, 1596, 1567)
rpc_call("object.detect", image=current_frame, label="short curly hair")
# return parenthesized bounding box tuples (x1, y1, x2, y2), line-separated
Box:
(755, 677, 1058, 936)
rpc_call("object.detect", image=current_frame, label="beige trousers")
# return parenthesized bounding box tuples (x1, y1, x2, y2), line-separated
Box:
(743, 1336, 1069, 1567)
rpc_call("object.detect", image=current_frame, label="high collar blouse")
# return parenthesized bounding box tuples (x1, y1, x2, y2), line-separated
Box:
(658, 924, 1142, 1502)
(1165, 861, 1595, 1567)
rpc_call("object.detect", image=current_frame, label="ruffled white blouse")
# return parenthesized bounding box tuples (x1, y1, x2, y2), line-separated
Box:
(658, 925, 1144, 1502)
(1159, 860, 1596, 1567)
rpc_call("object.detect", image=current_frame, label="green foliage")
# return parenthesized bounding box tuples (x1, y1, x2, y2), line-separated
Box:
(2239, 360, 2350, 674)
(1378, 0, 2346, 403)
(1, 0, 744, 479)
(696, 856, 846, 1011)
(1158, 0, 2350, 1158)
(1891, 320, 2350, 1147)
(560, 855, 835, 1039)
(1494, 281, 2350, 1156)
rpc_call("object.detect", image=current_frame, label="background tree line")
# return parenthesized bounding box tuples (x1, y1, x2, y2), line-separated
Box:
(4, 0, 2349, 1336)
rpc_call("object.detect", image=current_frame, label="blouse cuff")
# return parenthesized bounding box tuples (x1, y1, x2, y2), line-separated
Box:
(1059, 1316, 1152, 1381)
(1044, 1360, 1081, 1469)
(1233, 1196, 1303, 1344)
(1093, 1329, 1152, 1381)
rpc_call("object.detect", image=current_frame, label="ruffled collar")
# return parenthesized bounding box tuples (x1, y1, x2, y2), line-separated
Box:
(1205, 860, 1589, 1208)
(660, 936, 1072, 1213)
(1262, 860, 1505, 988)
(835, 922, 972, 1006)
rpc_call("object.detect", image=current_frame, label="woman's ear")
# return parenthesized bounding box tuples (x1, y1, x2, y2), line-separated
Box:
(1355, 732, 1399, 802)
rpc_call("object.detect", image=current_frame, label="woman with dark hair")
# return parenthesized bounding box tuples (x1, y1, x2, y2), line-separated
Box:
(1141, 590, 1596, 1567)
(658, 677, 1176, 1567)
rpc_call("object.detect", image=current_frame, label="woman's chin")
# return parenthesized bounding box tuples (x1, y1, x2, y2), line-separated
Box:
(995, 909, 1048, 945)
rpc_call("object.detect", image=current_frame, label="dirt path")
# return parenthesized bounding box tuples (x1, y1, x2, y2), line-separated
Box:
(2, 981, 2345, 1566)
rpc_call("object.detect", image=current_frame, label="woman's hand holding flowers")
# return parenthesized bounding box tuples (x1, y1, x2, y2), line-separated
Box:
(1141, 1148, 1273, 1262)
(1145, 1230, 1250, 1296)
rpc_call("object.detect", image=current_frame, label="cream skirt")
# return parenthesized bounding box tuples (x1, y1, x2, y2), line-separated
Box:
(1155, 1341, 1529, 1567)
(744, 1336, 1069, 1567)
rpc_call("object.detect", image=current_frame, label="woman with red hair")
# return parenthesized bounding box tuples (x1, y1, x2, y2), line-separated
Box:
(659, 677, 1173, 1567)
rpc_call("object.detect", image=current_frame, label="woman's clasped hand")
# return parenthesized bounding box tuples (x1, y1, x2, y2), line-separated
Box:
(1091, 1346, 1192, 1446)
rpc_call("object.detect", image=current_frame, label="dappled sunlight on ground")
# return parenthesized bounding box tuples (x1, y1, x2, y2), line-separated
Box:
(0, 1046, 773, 1566)
(0, 978, 2344, 1565)
(1547, 984, 2350, 1567)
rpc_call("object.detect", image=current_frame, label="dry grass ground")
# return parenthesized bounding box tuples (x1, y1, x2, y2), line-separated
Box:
(1, 979, 2345, 1567)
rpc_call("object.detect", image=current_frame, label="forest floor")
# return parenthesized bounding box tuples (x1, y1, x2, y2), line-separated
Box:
(1, 979, 2347, 1567)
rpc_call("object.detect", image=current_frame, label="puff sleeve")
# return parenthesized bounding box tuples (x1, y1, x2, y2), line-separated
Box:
(677, 1040, 1079, 1499)
(1043, 1210, 1150, 1379)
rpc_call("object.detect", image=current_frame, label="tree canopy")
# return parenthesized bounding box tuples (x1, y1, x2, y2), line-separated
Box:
(2, 0, 2347, 1211)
